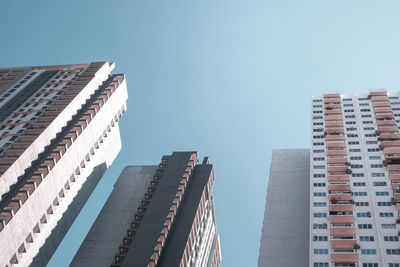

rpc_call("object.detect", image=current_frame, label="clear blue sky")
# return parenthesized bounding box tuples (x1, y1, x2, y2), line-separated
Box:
(2, 1, 400, 266)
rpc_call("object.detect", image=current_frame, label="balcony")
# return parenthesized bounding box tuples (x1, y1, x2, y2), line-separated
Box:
(373, 102, 390, 108)
(375, 113, 394, 120)
(329, 215, 354, 223)
(328, 166, 350, 173)
(326, 142, 346, 149)
(377, 120, 396, 126)
(327, 150, 347, 156)
(382, 141, 400, 147)
(328, 175, 350, 182)
(324, 109, 342, 115)
(325, 115, 343, 121)
(330, 239, 356, 249)
(326, 121, 343, 128)
(327, 158, 348, 164)
(329, 194, 352, 201)
(326, 135, 345, 141)
(378, 126, 398, 133)
(329, 204, 353, 212)
(325, 128, 344, 134)
(325, 104, 342, 110)
(388, 165, 400, 172)
(330, 228, 355, 237)
(331, 253, 358, 263)
(374, 107, 392, 113)
(378, 133, 400, 141)
(329, 184, 350, 191)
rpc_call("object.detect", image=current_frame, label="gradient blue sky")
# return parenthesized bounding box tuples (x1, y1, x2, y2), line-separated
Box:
(2, 1, 400, 266)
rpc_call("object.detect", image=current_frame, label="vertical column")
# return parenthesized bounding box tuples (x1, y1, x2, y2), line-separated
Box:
(323, 93, 359, 265)
(370, 91, 400, 230)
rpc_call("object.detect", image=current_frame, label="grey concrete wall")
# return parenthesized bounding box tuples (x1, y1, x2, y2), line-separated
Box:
(70, 165, 157, 267)
(258, 149, 310, 267)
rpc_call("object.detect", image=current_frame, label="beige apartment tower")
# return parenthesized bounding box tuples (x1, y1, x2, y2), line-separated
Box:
(0, 62, 128, 266)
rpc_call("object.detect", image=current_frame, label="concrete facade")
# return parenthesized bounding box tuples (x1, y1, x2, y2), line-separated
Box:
(0, 62, 128, 266)
(71, 152, 221, 267)
(310, 91, 400, 267)
(258, 149, 310, 267)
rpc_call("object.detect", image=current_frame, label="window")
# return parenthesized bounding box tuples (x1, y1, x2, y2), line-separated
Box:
(314, 135, 324, 139)
(344, 103, 353, 107)
(382, 224, 396, 229)
(352, 173, 365, 177)
(351, 164, 363, 168)
(358, 97, 368, 101)
(376, 191, 389, 196)
(370, 164, 383, 168)
(313, 150, 324, 153)
(359, 103, 370, 106)
(348, 141, 360, 145)
(343, 98, 353, 101)
(362, 264, 378, 267)
(345, 115, 356, 118)
(313, 236, 328, 241)
(386, 249, 400, 255)
(389, 96, 399, 100)
(368, 148, 380, 152)
(369, 156, 381, 160)
(314, 183, 326, 187)
(384, 236, 399, 242)
(313, 202, 327, 207)
(353, 182, 366, 186)
(356, 202, 369, 206)
(372, 173, 385, 177)
(313, 122, 323, 126)
(349, 148, 361, 152)
(373, 181, 387, 186)
(357, 212, 371, 217)
(313, 99, 323, 103)
(350, 156, 362, 160)
(313, 110, 323, 114)
(314, 115, 323, 119)
(388, 264, 400, 267)
(377, 202, 392, 206)
(314, 192, 326, 197)
(314, 142, 324, 146)
(354, 192, 367, 196)
(314, 157, 325, 161)
(361, 114, 372, 118)
(363, 121, 373, 124)
(366, 141, 378, 145)
(314, 249, 329, 254)
(358, 224, 373, 229)
(314, 263, 328, 267)
(314, 174, 326, 178)
(313, 105, 323, 108)
(344, 109, 355, 113)
(361, 249, 376, 255)
(360, 109, 371, 112)
(364, 127, 375, 131)
(359, 236, 374, 241)
(313, 223, 327, 229)
(314, 165, 325, 169)
(365, 134, 376, 137)
(347, 134, 358, 138)
(346, 127, 357, 131)
(346, 121, 356, 125)
(314, 213, 327, 218)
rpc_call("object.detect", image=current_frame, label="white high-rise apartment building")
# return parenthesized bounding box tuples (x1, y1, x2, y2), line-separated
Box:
(310, 90, 400, 267)
(0, 61, 128, 266)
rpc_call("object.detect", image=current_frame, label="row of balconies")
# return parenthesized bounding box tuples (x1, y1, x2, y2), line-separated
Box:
(0, 74, 123, 233)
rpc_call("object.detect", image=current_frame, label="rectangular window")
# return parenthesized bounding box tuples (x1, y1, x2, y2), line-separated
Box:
(314, 263, 329, 267)
(364, 127, 375, 131)
(313, 157, 325, 161)
(369, 156, 381, 160)
(359, 236, 374, 241)
(313, 213, 327, 218)
(373, 181, 387, 186)
(313, 165, 325, 169)
(355, 202, 369, 206)
(354, 192, 367, 196)
(362, 264, 378, 267)
(357, 212, 371, 217)
(350, 156, 362, 160)
(386, 249, 400, 255)
(314, 249, 329, 254)
(363, 121, 373, 124)
(313, 192, 326, 197)
(314, 183, 326, 187)
(313, 202, 327, 207)
(313, 150, 324, 153)
(384, 236, 399, 242)
(382, 224, 396, 229)
(313, 174, 326, 178)
(351, 164, 363, 168)
(379, 213, 393, 218)
(377, 201, 392, 206)
(361, 249, 376, 255)
(368, 148, 380, 152)
(349, 148, 361, 152)
(313, 142, 324, 146)
(352, 173, 365, 177)
(346, 121, 356, 125)
(358, 224, 373, 229)
(347, 134, 358, 138)
(376, 191, 389, 196)
(372, 173, 385, 177)
(313, 236, 328, 241)
(370, 164, 383, 168)
(353, 182, 366, 186)
(348, 141, 360, 145)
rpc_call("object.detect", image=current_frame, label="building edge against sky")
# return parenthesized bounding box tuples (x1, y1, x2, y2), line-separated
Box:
(71, 151, 221, 267)
(259, 89, 400, 267)
(0, 62, 128, 266)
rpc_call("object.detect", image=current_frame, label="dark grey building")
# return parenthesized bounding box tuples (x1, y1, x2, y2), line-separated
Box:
(71, 152, 221, 267)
